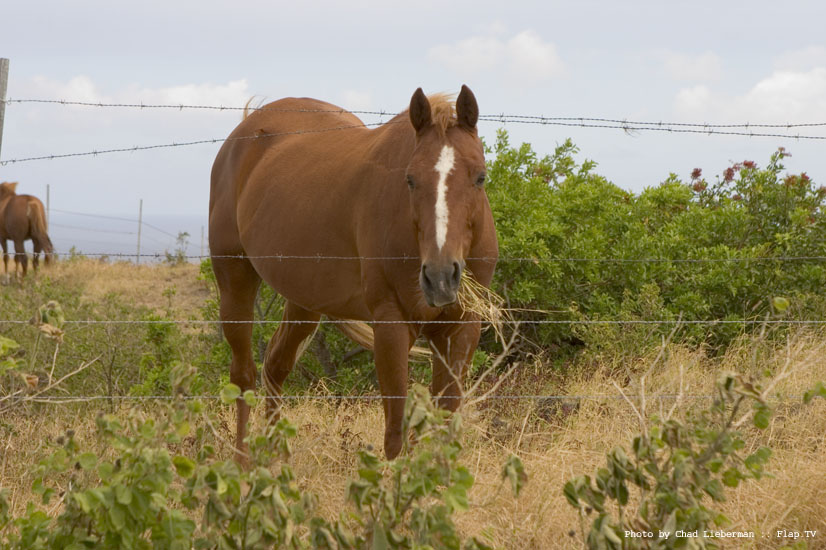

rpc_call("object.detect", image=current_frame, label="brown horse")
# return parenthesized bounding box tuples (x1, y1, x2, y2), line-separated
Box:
(0, 182, 54, 276)
(209, 86, 498, 460)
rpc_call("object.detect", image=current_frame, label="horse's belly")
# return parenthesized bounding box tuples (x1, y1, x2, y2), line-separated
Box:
(251, 256, 371, 320)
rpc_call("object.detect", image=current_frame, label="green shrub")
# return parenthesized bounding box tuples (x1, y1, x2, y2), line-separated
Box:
(484, 131, 826, 355)
(0, 367, 525, 550)
(563, 372, 774, 549)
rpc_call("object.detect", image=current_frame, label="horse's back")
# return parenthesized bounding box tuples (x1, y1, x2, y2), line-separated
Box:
(208, 97, 388, 316)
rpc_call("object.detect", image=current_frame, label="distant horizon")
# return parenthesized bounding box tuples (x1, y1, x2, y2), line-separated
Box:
(45, 212, 209, 262)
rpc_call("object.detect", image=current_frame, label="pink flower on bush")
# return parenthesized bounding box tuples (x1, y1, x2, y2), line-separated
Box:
(691, 168, 702, 180)
(723, 167, 735, 182)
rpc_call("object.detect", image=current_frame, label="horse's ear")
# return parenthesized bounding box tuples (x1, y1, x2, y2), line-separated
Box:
(456, 85, 479, 130)
(409, 88, 432, 134)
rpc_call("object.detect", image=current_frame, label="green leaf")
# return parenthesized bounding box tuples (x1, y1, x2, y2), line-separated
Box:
(73, 492, 95, 513)
(803, 381, 826, 404)
(220, 383, 241, 404)
(502, 454, 527, 497)
(77, 452, 98, 470)
(371, 526, 390, 550)
(115, 485, 132, 505)
(753, 403, 771, 429)
(722, 468, 741, 488)
(444, 484, 469, 512)
(771, 296, 790, 312)
(243, 390, 258, 407)
(173, 455, 196, 479)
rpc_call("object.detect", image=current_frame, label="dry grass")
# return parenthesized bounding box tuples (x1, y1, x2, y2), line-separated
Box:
(2, 332, 825, 549)
(47, 258, 209, 318)
(2, 261, 825, 548)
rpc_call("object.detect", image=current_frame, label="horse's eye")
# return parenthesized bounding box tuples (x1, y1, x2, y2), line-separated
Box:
(406, 175, 415, 190)
(475, 173, 486, 187)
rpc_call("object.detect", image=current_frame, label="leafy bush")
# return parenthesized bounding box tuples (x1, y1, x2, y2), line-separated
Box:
(484, 131, 826, 355)
(0, 366, 525, 550)
(563, 372, 775, 549)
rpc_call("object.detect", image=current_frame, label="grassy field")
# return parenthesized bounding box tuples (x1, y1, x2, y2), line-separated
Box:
(1, 259, 825, 549)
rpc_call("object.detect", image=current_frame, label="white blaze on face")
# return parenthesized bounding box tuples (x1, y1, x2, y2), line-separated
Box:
(433, 145, 455, 251)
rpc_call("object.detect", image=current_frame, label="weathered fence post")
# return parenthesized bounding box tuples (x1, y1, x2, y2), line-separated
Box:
(0, 58, 10, 161)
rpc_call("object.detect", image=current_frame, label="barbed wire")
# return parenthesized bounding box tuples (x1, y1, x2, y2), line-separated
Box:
(3, 107, 826, 167)
(0, 319, 822, 326)
(37, 250, 826, 263)
(7, 392, 820, 406)
(0, 394, 717, 404)
(0, 120, 401, 166)
(7, 97, 826, 130)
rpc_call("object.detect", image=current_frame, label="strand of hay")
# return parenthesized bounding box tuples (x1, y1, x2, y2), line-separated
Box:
(335, 274, 507, 358)
(337, 321, 432, 361)
(458, 272, 510, 345)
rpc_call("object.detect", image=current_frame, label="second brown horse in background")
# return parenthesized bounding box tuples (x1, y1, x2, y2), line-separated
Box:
(0, 182, 55, 276)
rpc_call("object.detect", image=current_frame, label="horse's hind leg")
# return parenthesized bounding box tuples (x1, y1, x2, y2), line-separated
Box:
(213, 256, 261, 463)
(1, 240, 7, 275)
(32, 240, 43, 272)
(262, 301, 321, 421)
(13, 239, 27, 277)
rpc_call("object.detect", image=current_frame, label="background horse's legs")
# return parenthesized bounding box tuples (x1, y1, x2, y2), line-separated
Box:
(32, 240, 42, 272)
(1, 240, 7, 275)
(12, 239, 27, 277)
(213, 257, 261, 463)
(425, 319, 481, 411)
(373, 322, 416, 459)
(262, 301, 321, 421)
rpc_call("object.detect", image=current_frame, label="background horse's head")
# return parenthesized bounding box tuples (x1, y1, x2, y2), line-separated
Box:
(405, 86, 488, 308)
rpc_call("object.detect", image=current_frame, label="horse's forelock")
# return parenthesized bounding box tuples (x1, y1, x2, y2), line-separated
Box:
(405, 93, 457, 138)
(428, 93, 457, 138)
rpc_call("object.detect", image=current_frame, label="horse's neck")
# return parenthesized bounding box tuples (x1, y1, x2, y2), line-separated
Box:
(364, 117, 416, 173)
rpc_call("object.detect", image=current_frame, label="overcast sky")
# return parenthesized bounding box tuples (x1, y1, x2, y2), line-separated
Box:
(2, 0, 825, 253)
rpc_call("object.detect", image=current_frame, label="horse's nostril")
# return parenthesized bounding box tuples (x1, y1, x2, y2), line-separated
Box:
(452, 262, 462, 285)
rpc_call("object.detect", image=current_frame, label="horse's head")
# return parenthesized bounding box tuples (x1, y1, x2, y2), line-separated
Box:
(0, 182, 19, 199)
(405, 86, 488, 308)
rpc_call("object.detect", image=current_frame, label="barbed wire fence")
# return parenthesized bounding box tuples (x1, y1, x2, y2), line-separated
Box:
(1, 96, 825, 405)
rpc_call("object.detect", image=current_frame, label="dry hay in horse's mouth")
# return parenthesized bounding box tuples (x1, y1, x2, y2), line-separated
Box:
(458, 272, 509, 344)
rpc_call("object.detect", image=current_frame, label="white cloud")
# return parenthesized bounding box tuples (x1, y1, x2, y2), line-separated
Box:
(16, 76, 251, 109)
(773, 46, 826, 72)
(674, 68, 826, 123)
(428, 29, 564, 84)
(659, 51, 723, 82)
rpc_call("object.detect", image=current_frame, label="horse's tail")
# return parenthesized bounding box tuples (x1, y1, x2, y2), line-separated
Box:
(337, 321, 432, 361)
(27, 198, 54, 264)
(242, 96, 264, 121)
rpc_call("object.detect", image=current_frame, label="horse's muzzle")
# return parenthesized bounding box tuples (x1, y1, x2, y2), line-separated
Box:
(420, 260, 463, 307)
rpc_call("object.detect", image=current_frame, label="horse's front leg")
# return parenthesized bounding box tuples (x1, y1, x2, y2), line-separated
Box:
(424, 317, 482, 411)
(373, 321, 416, 459)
